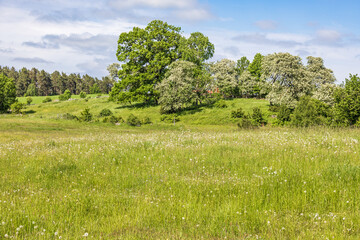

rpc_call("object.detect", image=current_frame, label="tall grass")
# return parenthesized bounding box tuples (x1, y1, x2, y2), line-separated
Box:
(1, 118, 359, 239)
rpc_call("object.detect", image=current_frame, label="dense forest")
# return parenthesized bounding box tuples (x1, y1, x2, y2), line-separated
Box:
(0, 65, 116, 97)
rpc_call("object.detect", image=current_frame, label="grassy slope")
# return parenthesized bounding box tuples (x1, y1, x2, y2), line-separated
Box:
(0, 118, 360, 239)
(2, 97, 360, 239)
(17, 95, 273, 126)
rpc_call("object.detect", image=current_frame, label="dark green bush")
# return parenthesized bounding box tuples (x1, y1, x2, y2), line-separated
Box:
(160, 114, 179, 123)
(275, 105, 292, 125)
(42, 97, 52, 103)
(127, 114, 141, 126)
(59, 90, 71, 101)
(251, 107, 267, 126)
(231, 107, 245, 118)
(103, 115, 123, 124)
(62, 113, 78, 120)
(142, 116, 152, 124)
(79, 91, 87, 99)
(237, 118, 256, 129)
(79, 108, 92, 122)
(99, 108, 113, 117)
(10, 102, 24, 114)
(291, 96, 330, 127)
(26, 97, 33, 105)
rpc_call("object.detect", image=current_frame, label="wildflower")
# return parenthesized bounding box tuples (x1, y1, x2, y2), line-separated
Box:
(4, 234, 9, 238)
(83, 232, 88, 237)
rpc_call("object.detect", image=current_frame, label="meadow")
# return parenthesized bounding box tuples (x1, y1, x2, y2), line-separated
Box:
(1, 96, 360, 239)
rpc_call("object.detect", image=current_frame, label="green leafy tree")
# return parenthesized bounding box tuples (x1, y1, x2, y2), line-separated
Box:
(59, 89, 71, 101)
(0, 73, 16, 113)
(107, 63, 120, 82)
(157, 61, 197, 113)
(25, 83, 37, 96)
(333, 74, 360, 125)
(262, 52, 311, 108)
(37, 70, 52, 96)
(210, 59, 237, 98)
(110, 20, 183, 104)
(238, 70, 257, 98)
(236, 56, 250, 77)
(247, 53, 264, 97)
(17, 67, 31, 96)
(179, 32, 214, 66)
(90, 83, 101, 94)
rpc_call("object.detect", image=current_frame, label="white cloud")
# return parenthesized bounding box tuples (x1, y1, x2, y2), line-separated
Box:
(174, 8, 213, 21)
(315, 30, 342, 45)
(255, 20, 278, 30)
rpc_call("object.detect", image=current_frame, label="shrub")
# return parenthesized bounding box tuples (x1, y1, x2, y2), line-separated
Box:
(79, 108, 92, 122)
(10, 102, 24, 114)
(237, 117, 256, 129)
(127, 114, 141, 126)
(59, 90, 71, 101)
(99, 108, 113, 117)
(213, 100, 228, 108)
(103, 115, 122, 124)
(231, 107, 245, 118)
(160, 114, 179, 123)
(79, 91, 87, 99)
(42, 97, 52, 103)
(61, 113, 78, 120)
(251, 107, 267, 126)
(291, 96, 330, 127)
(275, 105, 291, 125)
(142, 116, 152, 125)
(26, 97, 33, 105)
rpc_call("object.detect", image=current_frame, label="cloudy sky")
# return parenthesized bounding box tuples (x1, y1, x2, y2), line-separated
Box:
(1, 0, 359, 81)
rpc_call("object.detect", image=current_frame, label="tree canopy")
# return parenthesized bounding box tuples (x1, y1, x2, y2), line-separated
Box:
(0, 73, 16, 113)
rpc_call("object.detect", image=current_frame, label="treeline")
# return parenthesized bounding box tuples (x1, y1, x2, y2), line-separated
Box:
(0, 66, 115, 97)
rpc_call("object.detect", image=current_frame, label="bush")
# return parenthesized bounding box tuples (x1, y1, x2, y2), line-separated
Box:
(237, 117, 256, 129)
(61, 113, 78, 120)
(231, 107, 245, 118)
(99, 108, 113, 117)
(142, 116, 152, 125)
(79, 108, 92, 122)
(274, 105, 292, 125)
(10, 102, 24, 114)
(127, 114, 141, 126)
(291, 96, 330, 127)
(160, 114, 179, 123)
(59, 90, 71, 101)
(26, 97, 33, 105)
(213, 100, 228, 108)
(103, 115, 123, 124)
(79, 91, 87, 99)
(42, 97, 52, 103)
(251, 107, 267, 126)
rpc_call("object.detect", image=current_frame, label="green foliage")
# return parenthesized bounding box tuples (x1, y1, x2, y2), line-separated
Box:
(79, 108, 92, 122)
(0, 73, 16, 113)
(251, 107, 267, 126)
(10, 102, 24, 114)
(99, 108, 113, 117)
(276, 105, 292, 124)
(26, 96, 33, 105)
(210, 59, 237, 97)
(237, 117, 255, 129)
(213, 100, 228, 108)
(160, 114, 179, 123)
(42, 97, 52, 103)
(157, 61, 197, 113)
(235, 56, 250, 77)
(90, 83, 101, 94)
(61, 113, 78, 120)
(110, 20, 214, 104)
(231, 107, 245, 118)
(333, 74, 360, 126)
(126, 114, 141, 126)
(25, 83, 37, 96)
(79, 91, 87, 99)
(59, 89, 71, 101)
(291, 96, 330, 127)
(142, 116, 152, 125)
(103, 115, 123, 124)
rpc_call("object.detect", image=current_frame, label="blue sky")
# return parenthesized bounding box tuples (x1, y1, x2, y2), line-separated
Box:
(0, 0, 359, 81)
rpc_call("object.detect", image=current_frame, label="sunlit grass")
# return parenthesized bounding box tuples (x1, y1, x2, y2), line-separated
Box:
(1, 118, 359, 239)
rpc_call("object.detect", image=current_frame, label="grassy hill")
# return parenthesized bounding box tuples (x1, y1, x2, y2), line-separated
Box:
(16, 95, 273, 126)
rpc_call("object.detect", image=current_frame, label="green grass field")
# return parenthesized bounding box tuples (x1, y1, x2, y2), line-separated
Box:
(1, 97, 360, 239)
